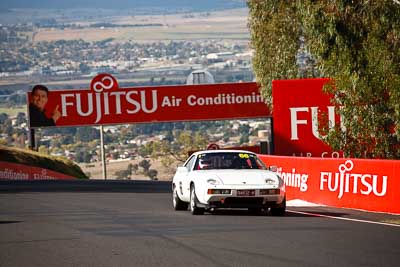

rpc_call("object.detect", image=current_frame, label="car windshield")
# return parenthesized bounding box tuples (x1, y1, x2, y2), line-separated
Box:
(193, 152, 266, 170)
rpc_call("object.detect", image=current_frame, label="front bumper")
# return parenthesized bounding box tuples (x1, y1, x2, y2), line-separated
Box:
(199, 187, 286, 209)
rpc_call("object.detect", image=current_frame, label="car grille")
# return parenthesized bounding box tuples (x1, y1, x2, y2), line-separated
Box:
(210, 197, 265, 208)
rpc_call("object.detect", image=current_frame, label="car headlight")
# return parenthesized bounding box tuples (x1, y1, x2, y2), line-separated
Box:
(207, 178, 220, 185)
(265, 178, 277, 185)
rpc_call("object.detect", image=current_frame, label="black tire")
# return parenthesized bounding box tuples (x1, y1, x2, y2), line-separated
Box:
(173, 187, 188, 211)
(270, 198, 286, 216)
(190, 185, 204, 215)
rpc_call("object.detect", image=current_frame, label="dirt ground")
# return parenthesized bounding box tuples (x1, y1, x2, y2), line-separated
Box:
(33, 8, 249, 43)
(79, 157, 181, 180)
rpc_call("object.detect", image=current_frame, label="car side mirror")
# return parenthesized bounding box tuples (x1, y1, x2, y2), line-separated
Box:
(269, 166, 278, 172)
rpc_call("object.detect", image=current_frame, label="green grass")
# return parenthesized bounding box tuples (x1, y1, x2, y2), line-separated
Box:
(382, 219, 400, 225)
(0, 145, 89, 179)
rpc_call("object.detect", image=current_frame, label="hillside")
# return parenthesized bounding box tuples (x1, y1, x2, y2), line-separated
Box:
(0, 0, 246, 11)
(0, 146, 88, 179)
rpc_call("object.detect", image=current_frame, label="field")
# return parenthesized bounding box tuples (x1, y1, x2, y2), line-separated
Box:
(1, 8, 250, 179)
(33, 8, 250, 43)
(79, 157, 180, 180)
(0, 106, 26, 117)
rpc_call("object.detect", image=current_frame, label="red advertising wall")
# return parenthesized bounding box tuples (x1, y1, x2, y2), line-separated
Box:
(0, 161, 76, 180)
(27, 75, 339, 159)
(272, 78, 341, 158)
(27, 74, 270, 128)
(258, 155, 400, 214)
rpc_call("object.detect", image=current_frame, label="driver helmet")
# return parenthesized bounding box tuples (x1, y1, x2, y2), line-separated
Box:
(199, 159, 212, 169)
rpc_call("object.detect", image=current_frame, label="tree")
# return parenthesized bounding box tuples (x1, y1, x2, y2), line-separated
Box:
(115, 169, 131, 180)
(16, 112, 26, 125)
(112, 151, 120, 160)
(131, 163, 139, 174)
(1, 119, 13, 136)
(238, 124, 250, 135)
(157, 131, 207, 163)
(240, 134, 249, 145)
(127, 163, 133, 173)
(79, 63, 90, 74)
(147, 169, 158, 180)
(76, 127, 99, 142)
(0, 113, 8, 124)
(139, 159, 151, 173)
(248, 1, 400, 159)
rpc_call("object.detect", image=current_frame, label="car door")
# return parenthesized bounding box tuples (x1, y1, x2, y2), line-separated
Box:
(179, 155, 196, 202)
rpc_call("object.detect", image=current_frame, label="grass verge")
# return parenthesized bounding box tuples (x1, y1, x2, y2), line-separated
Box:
(381, 219, 400, 225)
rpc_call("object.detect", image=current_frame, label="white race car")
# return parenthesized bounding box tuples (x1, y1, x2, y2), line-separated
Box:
(172, 150, 286, 215)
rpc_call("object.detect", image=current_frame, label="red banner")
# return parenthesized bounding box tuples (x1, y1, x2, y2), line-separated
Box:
(27, 74, 271, 128)
(272, 78, 341, 158)
(0, 161, 76, 180)
(258, 155, 400, 214)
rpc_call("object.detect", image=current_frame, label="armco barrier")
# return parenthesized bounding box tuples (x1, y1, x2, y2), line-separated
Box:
(0, 161, 76, 180)
(258, 155, 400, 214)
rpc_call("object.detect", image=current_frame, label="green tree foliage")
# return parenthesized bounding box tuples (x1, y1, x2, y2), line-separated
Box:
(115, 169, 131, 180)
(238, 124, 250, 145)
(248, 1, 400, 159)
(0, 113, 8, 124)
(131, 163, 139, 174)
(248, 1, 302, 105)
(16, 112, 26, 125)
(127, 163, 133, 173)
(238, 124, 250, 135)
(157, 131, 207, 163)
(115, 163, 137, 180)
(139, 159, 151, 172)
(75, 149, 92, 163)
(147, 169, 158, 180)
(76, 127, 100, 142)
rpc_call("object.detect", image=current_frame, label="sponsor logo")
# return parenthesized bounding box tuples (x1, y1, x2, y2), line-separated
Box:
(276, 167, 308, 192)
(289, 106, 342, 141)
(60, 74, 158, 124)
(288, 105, 345, 158)
(0, 168, 29, 180)
(320, 160, 388, 199)
(0, 167, 64, 180)
(58, 74, 265, 125)
(33, 169, 58, 180)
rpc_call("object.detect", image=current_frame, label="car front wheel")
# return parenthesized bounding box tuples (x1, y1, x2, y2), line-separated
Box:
(270, 198, 286, 216)
(173, 187, 188, 211)
(190, 185, 204, 215)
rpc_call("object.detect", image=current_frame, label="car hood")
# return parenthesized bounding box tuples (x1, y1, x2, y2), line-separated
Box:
(202, 169, 278, 185)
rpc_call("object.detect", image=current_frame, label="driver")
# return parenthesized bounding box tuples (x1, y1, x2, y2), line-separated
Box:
(199, 159, 212, 170)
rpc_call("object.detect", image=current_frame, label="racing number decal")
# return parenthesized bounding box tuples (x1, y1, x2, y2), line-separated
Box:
(239, 153, 249, 159)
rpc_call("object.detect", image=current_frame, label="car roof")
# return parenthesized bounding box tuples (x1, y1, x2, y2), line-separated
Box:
(192, 149, 257, 156)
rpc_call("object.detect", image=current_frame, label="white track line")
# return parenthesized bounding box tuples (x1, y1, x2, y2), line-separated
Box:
(287, 210, 400, 228)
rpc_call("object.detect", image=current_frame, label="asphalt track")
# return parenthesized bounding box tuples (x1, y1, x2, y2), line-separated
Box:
(1, 180, 400, 267)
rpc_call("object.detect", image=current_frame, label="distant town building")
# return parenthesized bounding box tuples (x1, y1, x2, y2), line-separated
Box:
(206, 52, 235, 61)
(186, 69, 215, 84)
